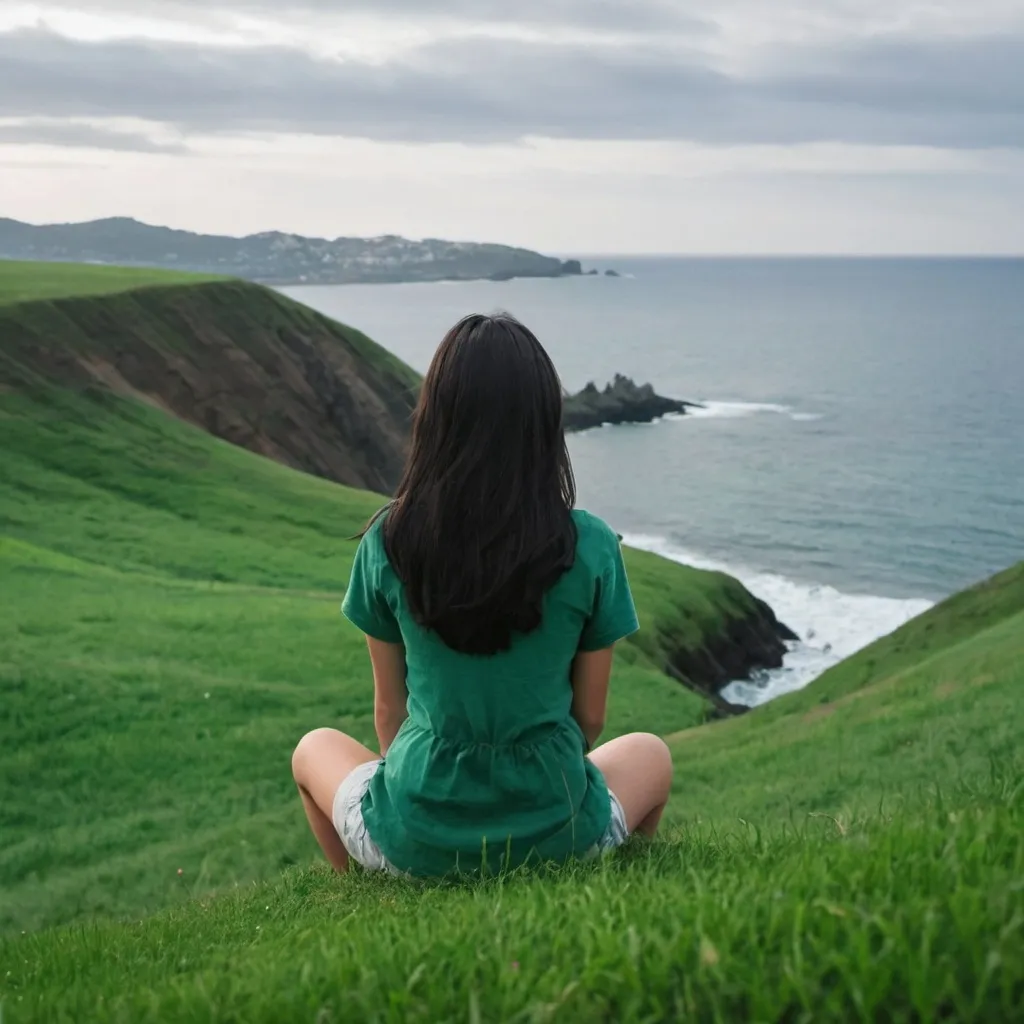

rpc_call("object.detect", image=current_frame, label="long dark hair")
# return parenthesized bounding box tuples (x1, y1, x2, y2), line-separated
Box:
(379, 312, 576, 655)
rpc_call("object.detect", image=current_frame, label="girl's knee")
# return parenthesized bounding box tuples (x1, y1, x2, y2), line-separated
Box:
(291, 727, 337, 782)
(629, 731, 672, 762)
(633, 732, 673, 786)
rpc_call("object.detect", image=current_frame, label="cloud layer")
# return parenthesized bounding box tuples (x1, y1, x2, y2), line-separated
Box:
(2, 25, 1022, 149)
(0, 119, 188, 153)
(2, 2, 1021, 252)
(24, 0, 707, 31)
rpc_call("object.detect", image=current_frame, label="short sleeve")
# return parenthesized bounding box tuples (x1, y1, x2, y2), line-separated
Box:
(341, 521, 403, 644)
(578, 519, 640, 652)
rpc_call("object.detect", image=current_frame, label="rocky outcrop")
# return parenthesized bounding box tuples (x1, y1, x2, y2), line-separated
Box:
(563, 375, 699, 432)
(664, 599, 798, 717)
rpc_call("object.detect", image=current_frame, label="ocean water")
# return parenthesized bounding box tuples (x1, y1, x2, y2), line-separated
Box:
(282, 258, 1024, 705)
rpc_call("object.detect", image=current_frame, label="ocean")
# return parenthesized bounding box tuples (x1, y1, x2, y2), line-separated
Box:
(281, 257, 1024, 705)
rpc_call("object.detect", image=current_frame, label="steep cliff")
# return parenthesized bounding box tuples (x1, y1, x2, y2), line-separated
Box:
(0, 277, 418, 493)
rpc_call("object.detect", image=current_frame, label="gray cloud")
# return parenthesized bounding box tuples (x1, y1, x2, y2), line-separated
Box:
(55, 0, 704, 31)
(0, 26, 1021, 149)
(0, 120, 188, 153)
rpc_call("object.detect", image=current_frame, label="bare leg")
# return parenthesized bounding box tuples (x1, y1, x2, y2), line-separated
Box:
(588, 732, 673, 837)
(291, 728, 379, 873)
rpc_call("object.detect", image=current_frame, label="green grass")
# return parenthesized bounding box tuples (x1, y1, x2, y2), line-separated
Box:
(0, 383, 731, 937)
(0, 269, 423, 407)
(661, 563, 1024, 825)
(1, 269, 1022, 1020)
(0, 260, 223, 305)
(2, 767, 1021, 1022)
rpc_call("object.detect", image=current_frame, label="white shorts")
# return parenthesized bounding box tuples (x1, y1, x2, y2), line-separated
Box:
(332, 758, 630, 874)
(332, 759, 405, 875)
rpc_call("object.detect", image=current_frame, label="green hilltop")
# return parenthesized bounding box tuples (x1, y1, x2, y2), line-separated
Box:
(1, 262, 1021, 1022)
(0, 259, 224, 305)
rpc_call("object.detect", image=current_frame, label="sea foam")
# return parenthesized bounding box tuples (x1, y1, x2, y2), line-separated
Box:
(685, 401, 822, 422)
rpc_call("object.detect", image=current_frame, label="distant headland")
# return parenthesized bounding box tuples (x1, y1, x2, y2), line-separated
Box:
(0, 217, 619, 286)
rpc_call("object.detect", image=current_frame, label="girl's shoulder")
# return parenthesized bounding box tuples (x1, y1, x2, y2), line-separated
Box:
(361, 504, 393, 543)
(570, 508, 624, 563)
(571, 507, 619, 537)
(354, 506, 394, 572)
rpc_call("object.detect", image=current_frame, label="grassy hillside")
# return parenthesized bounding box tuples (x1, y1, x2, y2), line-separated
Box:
(2, 566, 1020, 1021)
(0, 378, 778, 937)
(1, 264, 1021, 1021)
(0, 261, 420, 494)
(659, 562, 1024, 822)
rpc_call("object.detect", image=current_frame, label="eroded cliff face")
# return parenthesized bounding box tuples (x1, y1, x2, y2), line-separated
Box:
(665, 598, 798, 716)
(0, 280, 419, 494)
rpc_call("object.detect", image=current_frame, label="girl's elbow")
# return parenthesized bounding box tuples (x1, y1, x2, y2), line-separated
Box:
(375, 704, 398, 725)
(375, 702, 407, 727)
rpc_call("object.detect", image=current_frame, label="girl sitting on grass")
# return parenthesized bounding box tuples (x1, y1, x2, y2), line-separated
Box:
(292, 313, 673, 876)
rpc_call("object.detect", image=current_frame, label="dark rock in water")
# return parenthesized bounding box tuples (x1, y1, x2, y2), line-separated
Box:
(560, 259, 583, 276)
(778, 620, 800, 642)
(563, 374, 695, 432)
(663, 597, 799, 717)
(604, 269, 621, 277)
(586, 268, 599, 276)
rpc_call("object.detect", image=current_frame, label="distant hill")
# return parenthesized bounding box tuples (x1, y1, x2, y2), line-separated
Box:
(0, 217, 584, 285)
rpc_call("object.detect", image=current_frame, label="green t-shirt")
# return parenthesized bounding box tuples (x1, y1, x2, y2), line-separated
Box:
(341, 507, 639, 876)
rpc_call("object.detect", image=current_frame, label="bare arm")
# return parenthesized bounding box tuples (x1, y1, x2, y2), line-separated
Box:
(366, 636, 408, 755)
(571, 646, 615, 751)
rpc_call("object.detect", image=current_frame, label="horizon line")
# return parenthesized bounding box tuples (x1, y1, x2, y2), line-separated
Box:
(567, 252, 1024, 260)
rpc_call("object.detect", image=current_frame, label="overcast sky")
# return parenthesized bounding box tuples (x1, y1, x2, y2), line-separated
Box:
(2, 1, 1023, 253)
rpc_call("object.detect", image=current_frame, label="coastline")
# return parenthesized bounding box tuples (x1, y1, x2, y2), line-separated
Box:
(623, 532, 935, 708)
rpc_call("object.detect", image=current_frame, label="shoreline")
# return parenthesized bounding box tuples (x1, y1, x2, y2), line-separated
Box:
(623, 532, 935, 708)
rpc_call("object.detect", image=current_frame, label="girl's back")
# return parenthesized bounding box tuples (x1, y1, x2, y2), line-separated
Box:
(344, 507, 637, 874)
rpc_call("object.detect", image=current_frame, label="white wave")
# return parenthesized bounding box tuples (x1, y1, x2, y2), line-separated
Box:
(570, 403, 821, 432)
(622, 534, 934, 708)
(686, 401, 790, 419)
(686, 401, 820, 422)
